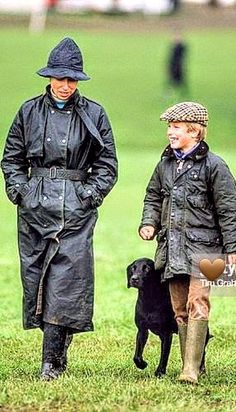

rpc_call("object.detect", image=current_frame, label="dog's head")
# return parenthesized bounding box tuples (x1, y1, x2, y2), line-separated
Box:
(127, 258, 155, 289)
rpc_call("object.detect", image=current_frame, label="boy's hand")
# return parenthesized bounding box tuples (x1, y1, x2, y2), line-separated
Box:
(139, 225, 156, 240)
(227, 254, 236, 265)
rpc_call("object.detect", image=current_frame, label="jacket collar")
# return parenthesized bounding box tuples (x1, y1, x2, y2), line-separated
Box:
(161, 140, 209, 162)
(44, 86, 104, 150)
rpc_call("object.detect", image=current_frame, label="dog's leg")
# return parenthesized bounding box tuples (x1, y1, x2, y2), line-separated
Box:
(155, 333, 173, 377)
(133, 328, 149, 369)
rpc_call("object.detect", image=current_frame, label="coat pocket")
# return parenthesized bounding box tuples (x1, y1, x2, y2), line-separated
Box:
(74, 182, 94, 213)
(161, 196, 170, 222)
(154, 228, 168, 270)
(185, 228, 223, 276)
(185, 228, 222, 246)
(19, 178, 41, 209)
(187, 195, 212, 210)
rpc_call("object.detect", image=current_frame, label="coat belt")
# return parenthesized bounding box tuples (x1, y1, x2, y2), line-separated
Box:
(30, 166, 88, 181)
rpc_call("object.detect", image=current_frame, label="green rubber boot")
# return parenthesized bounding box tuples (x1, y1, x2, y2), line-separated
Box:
(178, 319, 208, 384)
(178, 323, 188, 366)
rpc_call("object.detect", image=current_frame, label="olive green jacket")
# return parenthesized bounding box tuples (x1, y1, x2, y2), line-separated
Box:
(140, 142, 236, 279)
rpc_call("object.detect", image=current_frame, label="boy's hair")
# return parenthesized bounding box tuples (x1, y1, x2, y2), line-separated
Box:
(186, 122, 207, 141)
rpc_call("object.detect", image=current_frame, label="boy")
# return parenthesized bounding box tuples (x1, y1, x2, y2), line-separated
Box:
(139, 101, 236, 384)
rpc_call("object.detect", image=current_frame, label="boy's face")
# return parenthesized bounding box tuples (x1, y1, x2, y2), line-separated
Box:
(167, 122, 198, 153)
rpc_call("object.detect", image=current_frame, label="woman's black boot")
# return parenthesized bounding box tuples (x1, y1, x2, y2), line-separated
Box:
(60, 333, 73, 372)
(40, 322, 67, 381)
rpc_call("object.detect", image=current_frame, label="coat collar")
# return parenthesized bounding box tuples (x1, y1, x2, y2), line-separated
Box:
(30, 87, 104, 154)
(161, 141, 209, 162)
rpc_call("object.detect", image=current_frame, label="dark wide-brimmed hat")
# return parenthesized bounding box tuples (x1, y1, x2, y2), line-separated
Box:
(37, 37, 90, 81)
(160, 101, 208, 127)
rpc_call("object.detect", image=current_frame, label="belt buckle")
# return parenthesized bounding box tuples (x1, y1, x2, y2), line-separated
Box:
(49, 166, 57, 179)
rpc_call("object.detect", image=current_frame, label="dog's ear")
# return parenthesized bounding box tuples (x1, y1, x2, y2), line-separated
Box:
(149, 261, 155, 273)
(126, 263, 132, 288)
(142, 258, 154, 274)
(126, 263, 132, 275)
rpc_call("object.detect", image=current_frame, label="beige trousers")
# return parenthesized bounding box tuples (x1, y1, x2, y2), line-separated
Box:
(169, 276, 210, 324)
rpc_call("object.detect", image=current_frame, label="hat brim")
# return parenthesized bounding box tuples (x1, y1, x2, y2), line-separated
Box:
(37, 67, 90, 81)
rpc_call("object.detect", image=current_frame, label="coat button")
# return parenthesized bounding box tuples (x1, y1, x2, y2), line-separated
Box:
(87, 189, 92, 195)
(43, 195, 47, 200)
(187, 165, 191, 169)
(51, 110, 55, 114)
(46, 138, 51, 142)
(171, 212, 175, 217)
(59, 195, 63, 200)
(173, 185, 177, 190)
(67, 110, 71, 114)
(62, 139, 66, 143)
(15, 183, 20, 188)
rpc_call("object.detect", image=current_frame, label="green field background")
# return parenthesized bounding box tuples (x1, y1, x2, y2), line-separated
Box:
(0, 26, 236, 411)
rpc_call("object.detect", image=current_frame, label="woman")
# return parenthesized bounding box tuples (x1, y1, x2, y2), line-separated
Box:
(1, 37, 118, 380)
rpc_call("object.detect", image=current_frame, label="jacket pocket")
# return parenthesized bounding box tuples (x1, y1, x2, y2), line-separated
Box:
(161, 196, 170, 222)
(19, 178, 41, 209)
(18, 182, 31, 199)
(74, 182, 94, 213)
(187, 195, 212, 209)
(154, 228, 167, 270)
(185, 228, 223, 274)
(185, 228, 222, 245)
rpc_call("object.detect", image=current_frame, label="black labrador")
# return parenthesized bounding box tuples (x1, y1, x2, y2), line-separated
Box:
(127, 257, 210, 377)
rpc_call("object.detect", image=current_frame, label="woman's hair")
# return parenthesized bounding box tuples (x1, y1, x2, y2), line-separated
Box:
(187, 122, 207, 141)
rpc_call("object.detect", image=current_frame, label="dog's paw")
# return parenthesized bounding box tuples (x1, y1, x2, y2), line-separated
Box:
(133, 357, 148, 370)
(199, 364, 206, 375)
(154, 368, 166, 378)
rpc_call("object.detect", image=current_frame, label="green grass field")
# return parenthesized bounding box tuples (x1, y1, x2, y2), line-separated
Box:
(0, 25, 236, 411)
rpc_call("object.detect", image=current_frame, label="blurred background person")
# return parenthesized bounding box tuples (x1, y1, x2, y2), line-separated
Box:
(162, 35, 189, 102)
(208, 0, 219, 6)
(171, 0, 181, 12)
(168, 36, 187, 89)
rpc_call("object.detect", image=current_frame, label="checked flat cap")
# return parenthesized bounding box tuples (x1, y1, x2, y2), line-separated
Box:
(160, 101, 208, 127)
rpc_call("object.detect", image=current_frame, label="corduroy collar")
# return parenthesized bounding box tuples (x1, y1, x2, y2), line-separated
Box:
(161, 140, 209, 161)
(173, 142, 201, 160)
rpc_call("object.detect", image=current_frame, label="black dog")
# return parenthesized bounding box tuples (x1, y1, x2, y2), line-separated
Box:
(127, 258, 210, 377)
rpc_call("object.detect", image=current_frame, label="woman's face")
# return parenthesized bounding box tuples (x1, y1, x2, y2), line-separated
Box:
(50, 77, 78, 100)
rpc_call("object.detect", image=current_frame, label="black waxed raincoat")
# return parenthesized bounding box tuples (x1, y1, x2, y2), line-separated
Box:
(140, 142, 236, 280)
(1, 87, 118, 332)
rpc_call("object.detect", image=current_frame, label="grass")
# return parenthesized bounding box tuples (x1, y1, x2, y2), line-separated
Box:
(0, 26, 236, 411)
